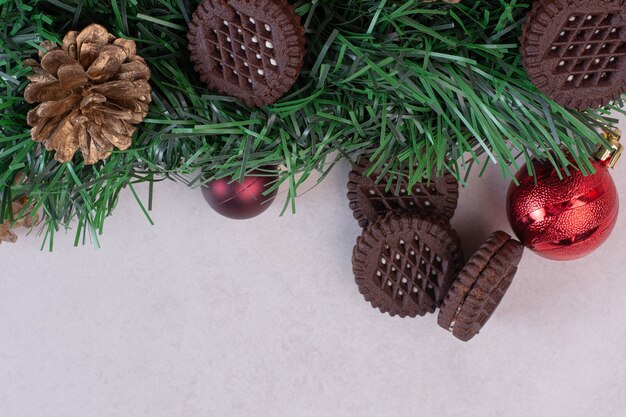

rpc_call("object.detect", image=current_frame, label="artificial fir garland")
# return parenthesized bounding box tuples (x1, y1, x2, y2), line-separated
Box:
(0, 0, 624, 247)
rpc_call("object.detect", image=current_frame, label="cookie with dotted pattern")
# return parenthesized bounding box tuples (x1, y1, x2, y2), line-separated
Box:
(347, 157, 459, 229)
(187, 0, 305, 106)
(352, 213, 464, 318)
(521, 0, 626, 109)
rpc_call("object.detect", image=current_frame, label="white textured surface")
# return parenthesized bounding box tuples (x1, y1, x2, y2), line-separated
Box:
(1, 116, 625, 417)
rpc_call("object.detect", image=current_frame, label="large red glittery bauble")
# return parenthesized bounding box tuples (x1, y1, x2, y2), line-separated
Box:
(201, 168, 279, 219)
(506, 158, 619, 261)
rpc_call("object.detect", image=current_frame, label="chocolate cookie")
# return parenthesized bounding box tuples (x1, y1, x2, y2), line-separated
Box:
(187, 0, 305, 106)
(353, 214, 464, 317)
(438, 231, 524, 342)
(521, 0, 626, 109)
(347, 157, 459, 228)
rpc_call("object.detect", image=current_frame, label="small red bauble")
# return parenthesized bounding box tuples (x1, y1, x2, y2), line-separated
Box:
(506, 158, 619, 261)
(202, 168, 279, 219)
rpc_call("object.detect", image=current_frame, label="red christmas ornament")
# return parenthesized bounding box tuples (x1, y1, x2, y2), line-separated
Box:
(202, 168, 279, 219)
(506, 155, 619, 261)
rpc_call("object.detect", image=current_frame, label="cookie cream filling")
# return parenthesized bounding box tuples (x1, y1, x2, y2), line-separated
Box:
(448, 306, 462, 332)
(446, 237, 509, 334)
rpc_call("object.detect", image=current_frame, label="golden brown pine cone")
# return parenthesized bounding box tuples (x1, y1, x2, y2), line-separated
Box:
(24, 24, 152, 164)
(0, 197, 38, 244)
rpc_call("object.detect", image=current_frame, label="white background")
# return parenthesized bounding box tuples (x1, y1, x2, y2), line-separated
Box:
(1, 115, 625, 417)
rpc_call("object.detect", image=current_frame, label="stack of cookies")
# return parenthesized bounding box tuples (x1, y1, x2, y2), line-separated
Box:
(347, 157, 525, 341)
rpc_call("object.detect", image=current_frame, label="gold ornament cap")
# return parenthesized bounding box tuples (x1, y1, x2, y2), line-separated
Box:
(595, 129, 622, 169)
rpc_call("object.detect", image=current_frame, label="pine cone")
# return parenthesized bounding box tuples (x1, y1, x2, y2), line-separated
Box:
(24, 24, 152, 164)
(0, 197, 38, 244)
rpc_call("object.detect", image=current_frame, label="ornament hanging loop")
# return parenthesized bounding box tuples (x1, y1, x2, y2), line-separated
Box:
(595, 129, 622, 169)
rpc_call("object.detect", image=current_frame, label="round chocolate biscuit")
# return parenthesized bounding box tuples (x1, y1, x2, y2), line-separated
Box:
(521, 0, 626, 109)
(352, 214, 464, 317)
(437, 231, 524, 342)
(347, 157, 459, 228)
(187, 0, 305, 107)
